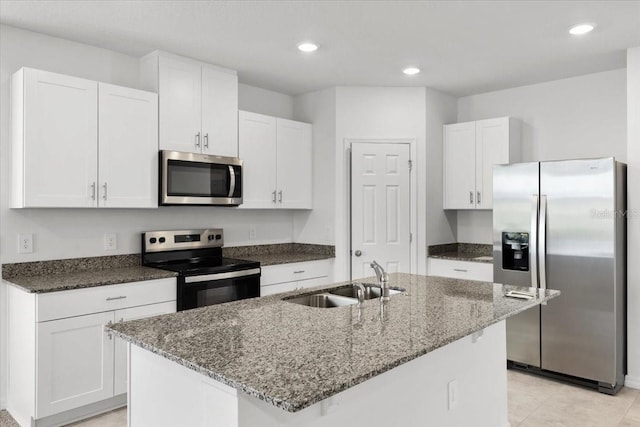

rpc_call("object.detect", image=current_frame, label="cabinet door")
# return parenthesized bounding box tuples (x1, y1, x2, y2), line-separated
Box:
(201, 67, 238, 157)
(158, 56, 202, 153)
(238, 111, 277, 208)
(443, 122, 476, 209)
(475, 118, 511, 209)
(113, 301, 176, 396)
(275, 118, 312, 209)
(23, 68, 98, 207)
(36, 311, 114, 418)
(98, 83, 158, 208)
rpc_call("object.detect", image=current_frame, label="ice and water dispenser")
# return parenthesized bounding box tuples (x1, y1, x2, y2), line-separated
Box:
(501, 232, 529, 271)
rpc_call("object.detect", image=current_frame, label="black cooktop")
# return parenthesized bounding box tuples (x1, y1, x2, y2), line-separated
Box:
(149, 257, 260, 276)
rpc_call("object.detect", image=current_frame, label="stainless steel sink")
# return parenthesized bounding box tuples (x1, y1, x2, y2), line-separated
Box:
(328, 283, 405, 299)
(284, 293, 359, 308)
(283, 283, 406, 308)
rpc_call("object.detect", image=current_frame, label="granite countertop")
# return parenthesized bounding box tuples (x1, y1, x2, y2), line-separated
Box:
(428, 243, 493, 263)
(4, 266, 177, 293)
(224, 243, 335, 266)
(108, 273, 559, 413)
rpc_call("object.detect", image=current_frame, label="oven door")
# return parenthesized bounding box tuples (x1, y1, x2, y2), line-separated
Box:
(161, 150, 243, 206)
(177, 268, 260, 311)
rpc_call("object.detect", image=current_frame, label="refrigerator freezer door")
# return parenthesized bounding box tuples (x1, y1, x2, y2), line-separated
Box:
(540, 158, 617, 384)
(493, 161, 541, 367)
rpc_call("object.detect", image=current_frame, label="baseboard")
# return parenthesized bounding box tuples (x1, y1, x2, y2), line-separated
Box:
(625, 375, 640, 390)
(34, 394, 126, 427)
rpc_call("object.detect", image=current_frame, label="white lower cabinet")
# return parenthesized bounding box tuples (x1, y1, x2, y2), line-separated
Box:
(260, 259, 333, 296)
(427, 258, 494, 282)
(7, 278, 176, 426)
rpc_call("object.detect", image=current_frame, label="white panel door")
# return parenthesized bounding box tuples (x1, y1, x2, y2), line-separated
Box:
(36, 311, 115, 418)
(23, 68, 98, 207)
(201, 67, 238, 157)
(351, 143, 411, 279)
(443, 122, 476, 209)
(475, 117, 510, 209)
(113, 301, 176, 396)
(276, 118, 312, 209)
(238, 111, 277, 208)
(158, 56, 202, 153)
(98, 83, 158, 208)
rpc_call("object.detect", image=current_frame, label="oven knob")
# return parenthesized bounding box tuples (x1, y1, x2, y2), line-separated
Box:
(159, 237, 166, 243)
(208, 235, 215, 241)
(215, 234, 222, 240)
(149, 238, 157, 244)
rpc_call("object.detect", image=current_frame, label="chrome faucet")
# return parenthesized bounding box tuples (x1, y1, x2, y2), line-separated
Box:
(370, 260, 390, 300)
(353, 283, 366, 305)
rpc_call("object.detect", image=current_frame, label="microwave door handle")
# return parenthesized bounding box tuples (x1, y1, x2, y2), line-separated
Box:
(228, 165, 236, 198)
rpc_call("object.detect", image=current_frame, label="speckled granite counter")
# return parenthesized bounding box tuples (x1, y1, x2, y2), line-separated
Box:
(2, 254, 177, 293)
(108, 273, 558, 412)
(0, 409, 19, 427)
(428, 243, 493, 263)
(224, 243, 334, 266)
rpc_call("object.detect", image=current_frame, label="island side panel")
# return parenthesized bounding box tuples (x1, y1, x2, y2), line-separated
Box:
(128, 343, 239, 427)
(127, 321, 508, 427)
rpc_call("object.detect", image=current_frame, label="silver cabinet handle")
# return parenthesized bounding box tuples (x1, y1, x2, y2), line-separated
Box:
(272, 190, 277, 203)
(469, 191, 474, 205)
(453, 268, 468, 272)
(477, 191, 481, 205)
(195, 132, 201, 149)
(204, 133, 209, 149)
(119, 318, 124, 323)
(106, 296, 127, 301)
(91, 182, 96, 200)
(293, 270, 305, 274)
(278, 190, 283, 203)
(102, 182, 108, 200)
(354, 250, 362, 257)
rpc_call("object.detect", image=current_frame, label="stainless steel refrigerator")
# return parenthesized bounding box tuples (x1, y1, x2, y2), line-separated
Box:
(493, 157, 626, 394)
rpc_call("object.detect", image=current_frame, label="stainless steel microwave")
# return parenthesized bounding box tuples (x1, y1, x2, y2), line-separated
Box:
(160, 150, 243, 206)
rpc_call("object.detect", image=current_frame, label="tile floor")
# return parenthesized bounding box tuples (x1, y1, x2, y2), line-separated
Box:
(2, 371, 639, 426)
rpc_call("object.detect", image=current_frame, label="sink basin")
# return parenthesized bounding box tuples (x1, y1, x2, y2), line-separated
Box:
(284, 293, 359, 308)
(329, 283, 405, 299)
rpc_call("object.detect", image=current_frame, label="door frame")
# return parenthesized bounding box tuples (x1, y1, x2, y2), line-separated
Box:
(345, 138, 418, 280)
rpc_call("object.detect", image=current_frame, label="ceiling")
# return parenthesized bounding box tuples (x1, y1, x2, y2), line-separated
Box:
(1, 1, 639, 97)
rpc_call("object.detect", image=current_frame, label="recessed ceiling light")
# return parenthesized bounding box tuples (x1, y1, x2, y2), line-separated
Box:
(297, 42, 318, 53)
(569, 23, 595, 35)
(403, 67, 420, 75)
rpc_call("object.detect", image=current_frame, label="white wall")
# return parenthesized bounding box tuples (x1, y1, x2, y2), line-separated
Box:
(424, 88, 458, 248)
(456, 69, 628, 243)
(292, 88, 336, 245)
(334, 87, 427, 280)
(626, 46, 640, 389)
(0, 25, 297, 264)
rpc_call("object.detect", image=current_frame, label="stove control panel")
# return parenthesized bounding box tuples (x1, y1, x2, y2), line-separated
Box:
(142, 229, 224, 253)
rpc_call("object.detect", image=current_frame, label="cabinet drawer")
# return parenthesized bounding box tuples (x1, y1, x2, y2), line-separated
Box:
(37, 278, 176, 322)
(428, 258, 493, 282)
(261, 259, 332, 286)
(260, 281, 298, 297)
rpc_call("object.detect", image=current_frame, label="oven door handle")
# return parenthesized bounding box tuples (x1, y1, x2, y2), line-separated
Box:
(183, 268, 261, 283)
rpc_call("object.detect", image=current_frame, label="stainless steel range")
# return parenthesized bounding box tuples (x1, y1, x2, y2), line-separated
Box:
(142, 229, 261, 311)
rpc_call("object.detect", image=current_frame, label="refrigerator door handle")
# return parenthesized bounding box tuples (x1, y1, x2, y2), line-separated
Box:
(539, 194, 548, 302)
(530, 195, 539, 289)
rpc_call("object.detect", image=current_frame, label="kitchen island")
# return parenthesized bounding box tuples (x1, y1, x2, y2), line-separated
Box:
(108, 273, 559, 427)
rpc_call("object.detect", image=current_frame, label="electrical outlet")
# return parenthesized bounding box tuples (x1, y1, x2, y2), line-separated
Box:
(104, 233, 117, 251)
(447, 379, 458, 410)
(249, 226, 256, 240)
(18, 233, 33, 254)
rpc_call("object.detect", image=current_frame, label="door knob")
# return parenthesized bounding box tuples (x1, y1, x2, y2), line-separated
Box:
(354, 250, 362, 257)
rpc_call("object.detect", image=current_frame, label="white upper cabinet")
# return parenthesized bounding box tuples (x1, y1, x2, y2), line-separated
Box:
(141, 51, 239, 157)
(12, 68, 158, 209)
(443, 117, 520, 210)
(13, 68, 98, 208)
(98, 83, 158, 208)
(238, 111, 312, 209)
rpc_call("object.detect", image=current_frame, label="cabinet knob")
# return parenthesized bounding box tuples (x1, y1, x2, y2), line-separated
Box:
(90, 182, 96, 201)
(204, 133, 209, 149)
(278, 190, 283, 203)
(102, 182, 108, 201)
(477, 191, 481, 205)
(195, 132, 201, 149)
(272, 190, 277, 203)
(354, 250, 362, 257)
(469, 191, 474, 204)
